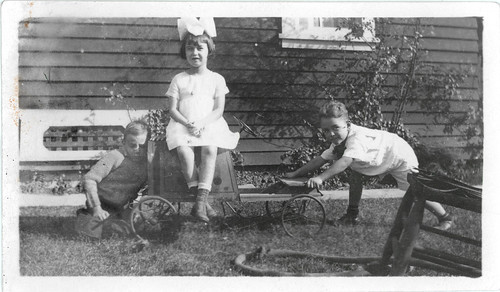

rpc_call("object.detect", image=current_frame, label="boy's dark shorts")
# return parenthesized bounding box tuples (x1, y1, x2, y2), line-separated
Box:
(75, 199, 132, 238)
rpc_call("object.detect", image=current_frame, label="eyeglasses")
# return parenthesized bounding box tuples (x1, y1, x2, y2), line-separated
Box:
(319, 126, 348, 134)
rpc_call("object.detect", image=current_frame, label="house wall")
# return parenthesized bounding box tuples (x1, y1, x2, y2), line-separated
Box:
(18, 17, 481, 167)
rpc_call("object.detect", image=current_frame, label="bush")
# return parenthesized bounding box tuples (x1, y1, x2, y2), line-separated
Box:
(279, 18, 482, 187)
(20, 172, 82, 195)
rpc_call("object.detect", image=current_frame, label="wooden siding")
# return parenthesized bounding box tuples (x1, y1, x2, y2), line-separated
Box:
(19, 17, 481, 166)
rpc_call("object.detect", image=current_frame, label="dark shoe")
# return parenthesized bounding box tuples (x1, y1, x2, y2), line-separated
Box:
(336, 213, 360, 226)
(205, 202, 217, 218)
(192, 186, 217, 218)
(190, 202, 208, 222)
(191, 188, 209, 223)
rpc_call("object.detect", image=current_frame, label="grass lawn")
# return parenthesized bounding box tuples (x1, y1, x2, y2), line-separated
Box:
(19, 198, 481, 276)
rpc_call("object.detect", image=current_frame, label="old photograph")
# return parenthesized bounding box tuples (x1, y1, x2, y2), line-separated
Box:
(2, 1, 499, 292)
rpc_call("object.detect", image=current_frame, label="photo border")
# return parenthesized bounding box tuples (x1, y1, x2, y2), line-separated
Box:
(2, 1, 499, 291)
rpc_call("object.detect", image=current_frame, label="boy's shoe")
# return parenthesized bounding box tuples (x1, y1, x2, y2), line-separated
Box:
(433, 212, 453, 231)
(434, 218, 453, 231)
(336, 213, 360, 226)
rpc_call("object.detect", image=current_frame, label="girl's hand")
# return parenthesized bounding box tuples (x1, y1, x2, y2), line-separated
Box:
(185, 121, 201, 136)
(284, 171, 297, 179)
(307, 176, 323, 189)
(190, 128, 204, 137)
(188, 121, 204, 137)
(190, 121, 204, 130)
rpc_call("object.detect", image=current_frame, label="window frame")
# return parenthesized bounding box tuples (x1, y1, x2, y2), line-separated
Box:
(279, 17, 379, 51)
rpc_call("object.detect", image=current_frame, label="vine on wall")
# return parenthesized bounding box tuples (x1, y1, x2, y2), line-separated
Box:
(278, 18, 481, 182)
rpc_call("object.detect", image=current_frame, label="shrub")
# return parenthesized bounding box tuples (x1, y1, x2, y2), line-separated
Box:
(280, 18, 481, 186)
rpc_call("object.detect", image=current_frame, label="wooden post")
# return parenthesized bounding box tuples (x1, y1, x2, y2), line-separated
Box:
(380, 172, 481, 277)
(380, 186, 415, 265)
(390, 196, 425, 275)
(411, 249, 482, 277)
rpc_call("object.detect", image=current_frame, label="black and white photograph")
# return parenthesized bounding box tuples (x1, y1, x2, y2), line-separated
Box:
(2, 1, 499, 291)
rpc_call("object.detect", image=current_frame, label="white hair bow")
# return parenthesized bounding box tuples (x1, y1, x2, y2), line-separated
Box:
(177, 17, 217, 40)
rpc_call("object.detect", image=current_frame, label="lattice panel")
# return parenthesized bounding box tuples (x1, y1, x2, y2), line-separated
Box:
(43, 126, 125, 151)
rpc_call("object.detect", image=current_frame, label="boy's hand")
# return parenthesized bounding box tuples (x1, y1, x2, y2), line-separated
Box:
(284, 171, 297, 179)
(307, 176, 323, 189)
(91, 206, 110, 221)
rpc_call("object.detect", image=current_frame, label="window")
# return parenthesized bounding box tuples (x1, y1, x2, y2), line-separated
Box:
(43, 126, 124, 151)
(280, 17, 379, 51)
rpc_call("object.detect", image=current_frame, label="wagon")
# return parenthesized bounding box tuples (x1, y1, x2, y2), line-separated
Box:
(128, 140, 327, 239)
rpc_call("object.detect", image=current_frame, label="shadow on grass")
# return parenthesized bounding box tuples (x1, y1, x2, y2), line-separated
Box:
(19, 214, 185, 245)
(215, 215, 282, 234)
(20, 216, 79, 239)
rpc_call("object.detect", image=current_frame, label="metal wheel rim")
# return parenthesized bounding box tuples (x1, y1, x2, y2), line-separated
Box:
(129, 196, 177, 236)
(281, 195, 326, 238)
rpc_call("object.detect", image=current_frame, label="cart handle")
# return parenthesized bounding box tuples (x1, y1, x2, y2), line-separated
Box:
(233, 116, 259, 137)
(278, 177, 325, 196)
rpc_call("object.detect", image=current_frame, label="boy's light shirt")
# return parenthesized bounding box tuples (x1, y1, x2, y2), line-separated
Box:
(320, 124, 418, 176)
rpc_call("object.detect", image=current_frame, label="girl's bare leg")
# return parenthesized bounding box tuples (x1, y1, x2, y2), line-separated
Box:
(198, 146, 218, 191)
(176, 146, 198, 189)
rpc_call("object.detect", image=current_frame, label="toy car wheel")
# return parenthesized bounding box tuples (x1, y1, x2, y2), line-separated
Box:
(130, 196, 177, 239)
(281, 195, 326, 238)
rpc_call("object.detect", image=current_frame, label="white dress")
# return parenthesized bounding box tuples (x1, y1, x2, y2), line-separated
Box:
(165, 71, 240, 150)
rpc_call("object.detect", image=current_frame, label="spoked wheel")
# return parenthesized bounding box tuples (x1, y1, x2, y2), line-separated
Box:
(281, 195, 326, 238)
(130, 196, 177, 239)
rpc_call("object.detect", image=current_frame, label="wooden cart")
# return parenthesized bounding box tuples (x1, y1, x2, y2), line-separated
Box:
(128, 141, 326, 239)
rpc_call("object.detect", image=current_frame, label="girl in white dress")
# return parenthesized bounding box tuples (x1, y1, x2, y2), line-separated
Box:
(166, 18, 239, 222)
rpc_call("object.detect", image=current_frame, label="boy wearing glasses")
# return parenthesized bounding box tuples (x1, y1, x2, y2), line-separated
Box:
(285, 101, 453, 230)
(80, 120, 149, 221)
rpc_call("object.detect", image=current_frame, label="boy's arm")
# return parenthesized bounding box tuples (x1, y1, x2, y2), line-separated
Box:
(307, 156, 353, 188)
(83, 151, 123, 220)
(285, 156, 328, 178)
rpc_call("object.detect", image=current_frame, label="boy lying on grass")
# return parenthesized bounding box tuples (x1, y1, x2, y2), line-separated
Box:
(76, 121, 149, 236)
(285, 101, 453, 230)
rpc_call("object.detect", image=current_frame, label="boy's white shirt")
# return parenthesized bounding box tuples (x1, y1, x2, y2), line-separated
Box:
(320, 124, 418, 176)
